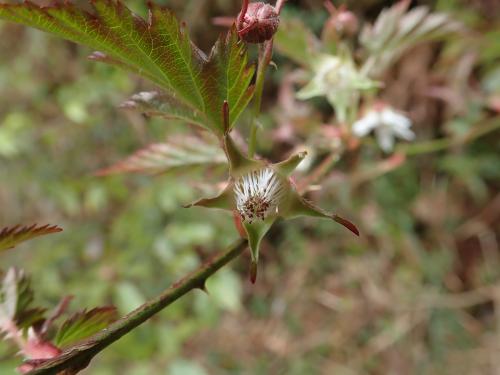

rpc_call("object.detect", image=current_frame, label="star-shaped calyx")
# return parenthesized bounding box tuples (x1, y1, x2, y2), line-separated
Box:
(185, 102, 358, 282)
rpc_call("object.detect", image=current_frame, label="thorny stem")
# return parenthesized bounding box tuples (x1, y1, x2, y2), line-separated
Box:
(248, 0, 287, 158)
(26, 239, 248, 375)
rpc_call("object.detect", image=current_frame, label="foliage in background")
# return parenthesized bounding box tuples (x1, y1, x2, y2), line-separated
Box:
(0, 0, 499, 374)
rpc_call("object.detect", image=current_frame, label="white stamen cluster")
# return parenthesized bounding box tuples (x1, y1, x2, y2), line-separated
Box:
(233, 168, 285, 223)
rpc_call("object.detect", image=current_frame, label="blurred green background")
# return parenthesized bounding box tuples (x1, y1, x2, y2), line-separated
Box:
(1, 0, 499, 374)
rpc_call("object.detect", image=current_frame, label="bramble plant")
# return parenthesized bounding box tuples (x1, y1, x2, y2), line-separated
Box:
(1, 0, 499, 374)
(0, 0, 357, 372)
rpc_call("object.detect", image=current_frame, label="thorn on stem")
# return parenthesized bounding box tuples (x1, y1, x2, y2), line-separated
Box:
(197, 281, 209, 294)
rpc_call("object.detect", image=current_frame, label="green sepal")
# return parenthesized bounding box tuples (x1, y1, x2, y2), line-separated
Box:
(183, 184, 234, 211)
(243, 218, 275, 264)
(282, 191, 359, 236)
(274, 151, 307, 177)
(223, 134, 262, 178)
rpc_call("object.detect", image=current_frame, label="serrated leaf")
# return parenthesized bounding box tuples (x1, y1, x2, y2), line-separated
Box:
(0, 1, 255, 134)
(0, 268, 46, 330)
(360, 1, 462, 76)
(201, 28, 255, 129)
(0, 224, 63, 252)
(96, 135, 227, 175)
(119, 91, 206, 129)
(54, 307, 117, 348)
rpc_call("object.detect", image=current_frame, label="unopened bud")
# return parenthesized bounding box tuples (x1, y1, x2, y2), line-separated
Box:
(237, 2, 280, 44)
(322, 4, 358, 40)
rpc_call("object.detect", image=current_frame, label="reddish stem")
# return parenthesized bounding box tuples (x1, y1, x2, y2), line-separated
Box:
(275, 0, 287, 13)
(238, 0, 249, 27)
(324, 1, 337, 15)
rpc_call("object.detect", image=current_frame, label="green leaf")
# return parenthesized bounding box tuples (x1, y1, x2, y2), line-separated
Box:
(0, 268, 46, 329)
(119, 91, 207, 130)
(0, 1, 255, 135)
(201, 28, 255, 130)
(96, 135, 227, 176)
(0, 224, 62, 252)
(54, 307, 117, 348)
(360, 2, 462, 76)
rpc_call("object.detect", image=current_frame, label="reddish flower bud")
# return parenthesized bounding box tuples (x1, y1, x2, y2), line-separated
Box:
(237, 2, 280, 44)
(322, 3, 358, 40)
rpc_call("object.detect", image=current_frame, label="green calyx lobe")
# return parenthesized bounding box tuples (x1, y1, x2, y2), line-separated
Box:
(186, 136, 359, 282)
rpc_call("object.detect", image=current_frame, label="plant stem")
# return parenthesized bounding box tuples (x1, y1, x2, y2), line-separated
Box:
(275, 0, 287, 13)
(248, 0, 287, 158)
(248, 41, 275, 158)
(27, 239, 248, 375)
(238, 0, 249, 27)
(400, 117, 500, 155)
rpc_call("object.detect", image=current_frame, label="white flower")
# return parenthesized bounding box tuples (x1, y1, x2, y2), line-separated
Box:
(233, 168, 286, 223)
(186, 134, 359, 281)
(297, 54, 378, 123)
(352, 105, 415, 152)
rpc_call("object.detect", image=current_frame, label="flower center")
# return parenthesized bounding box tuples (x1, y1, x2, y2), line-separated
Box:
(233, 168, 285, 223)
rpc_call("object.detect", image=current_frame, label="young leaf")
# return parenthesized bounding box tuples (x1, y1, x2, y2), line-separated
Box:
(0, 1, 255, 135)
(360, 1, 462, 76)
(201, 29, 255, 130)
(0, 224, 63, 252)
(54, 307, 117, 348)
(96, 135, 227, 176)
(119, 91, 207, 129)
(0, 268, 46, 330)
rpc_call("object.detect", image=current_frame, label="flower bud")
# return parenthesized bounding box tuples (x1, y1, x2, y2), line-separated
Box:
(237, 2, 280, 44)
(322, 3, 358, 41)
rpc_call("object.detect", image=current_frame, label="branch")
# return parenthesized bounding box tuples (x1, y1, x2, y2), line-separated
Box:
(27, 239, 248, 375)
(275, 0, 288, 13)
(247, 0, 287, 157)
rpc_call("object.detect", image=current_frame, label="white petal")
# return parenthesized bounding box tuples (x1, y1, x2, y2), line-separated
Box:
(352, 111, 380, 137)
(392, 125, 415, 141)
(375, 126, 395, 153)
(380, 108, 412, 129)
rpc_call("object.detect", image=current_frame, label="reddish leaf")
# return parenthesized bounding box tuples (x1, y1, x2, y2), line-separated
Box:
(0, 268, 46, 329)
(96, 136, 227, 176)
(0, 224, 62, 252)
(0, 1, 255, 134)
